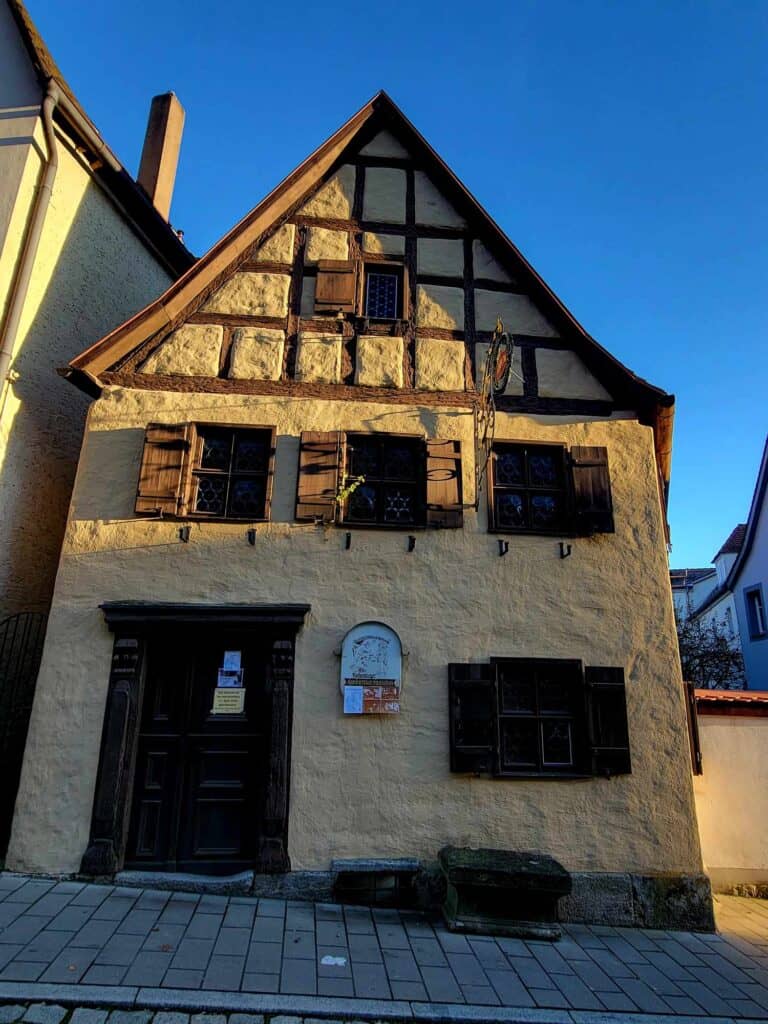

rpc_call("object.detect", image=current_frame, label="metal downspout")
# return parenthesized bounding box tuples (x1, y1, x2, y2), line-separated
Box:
(0, 80, 60, 418)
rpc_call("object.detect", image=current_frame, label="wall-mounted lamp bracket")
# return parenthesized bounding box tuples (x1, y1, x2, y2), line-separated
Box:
(559, 542, 572, 559)
(498, 540, 509, 557)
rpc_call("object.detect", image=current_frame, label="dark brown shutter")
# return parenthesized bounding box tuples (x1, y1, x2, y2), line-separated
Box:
(295, 430, 343, 521)
(426, 440, 463, 528)
(571, 445, 614, 534)
(586, 666, 631, 777)
(449, 663, 497, 774)
(135, 423, 192, 517)
(263, 427, 277, 521)
(315, 260, 357, 313)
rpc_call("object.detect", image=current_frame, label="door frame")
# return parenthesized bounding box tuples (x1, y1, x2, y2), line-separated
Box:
(80, 602, 310, 877)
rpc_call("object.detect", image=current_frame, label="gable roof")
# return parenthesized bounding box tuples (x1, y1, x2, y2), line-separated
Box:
(669, 568, 716, 589)
(61, 90, 675, 491)
(723, 436, 768, 591)
(714, 523, 746, 560)
(6, 0, 194, 277)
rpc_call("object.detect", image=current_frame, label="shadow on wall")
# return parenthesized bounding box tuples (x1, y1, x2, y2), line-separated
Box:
(0, 172, 169, 616)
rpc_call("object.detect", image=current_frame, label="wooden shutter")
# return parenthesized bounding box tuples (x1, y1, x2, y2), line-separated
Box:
(585, 666, 631, 777)
(263, 427, 277, 521)
(135, 423, 193, 517)
(315, 260, 357, 313)
(571, 445, 614, 534)
(295, 430, 343, 521)
(426, 440, 463, 528)
(449, 663, 497, 774)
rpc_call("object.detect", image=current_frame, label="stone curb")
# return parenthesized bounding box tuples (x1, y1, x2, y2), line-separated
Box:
(0, 987, 749, 1024)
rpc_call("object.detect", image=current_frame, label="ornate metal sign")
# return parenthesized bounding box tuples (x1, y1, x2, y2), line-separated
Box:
(340, 622, 403, 715)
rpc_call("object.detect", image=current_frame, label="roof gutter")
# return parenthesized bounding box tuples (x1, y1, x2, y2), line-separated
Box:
(0, 79, 59, 417)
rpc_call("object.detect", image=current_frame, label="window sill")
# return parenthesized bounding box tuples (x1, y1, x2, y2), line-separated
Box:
(488, 525, 577, 538)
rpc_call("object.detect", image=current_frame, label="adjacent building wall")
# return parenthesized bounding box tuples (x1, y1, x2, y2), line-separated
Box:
(8, 386, 703, 880)
(734, 501, 768, 689)
(694, 712, 768, 889)
(0, 24, 174, 617)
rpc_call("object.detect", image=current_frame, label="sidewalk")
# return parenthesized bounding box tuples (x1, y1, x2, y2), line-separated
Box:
(1, 873, 767, 1022)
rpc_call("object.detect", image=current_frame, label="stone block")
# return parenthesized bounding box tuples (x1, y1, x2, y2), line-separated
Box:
(252, 223, 295, 264)
(473, 239, 512, 282)
(535, 348, 612, 400)
(228, 328, 285, 381)
(415, 338, 466, 392)
(558, 872, 635, 926)
(300, 277, 316, 318)
(475, 289, 556, 335)
(295, 333, 342, 384)
(299, 165, 356, 219)
(355, 336, 403, 388)
(415, 171, 466, 228)
(416, 284, 465, 330)
(202, 273, 290, 318)
(363, 167, 407, 224)
(474, 341, 524, 395)
(417, 238, 464, 277)
(305, 227, 349, 263)
(631, 872, 715, 931)
(22, 1010, 67, 1024)
(0, 1008, 25, 1024)
(359, 131, 410, 158)
(140, 324, 222, 378)
(362, 232, 405, 257)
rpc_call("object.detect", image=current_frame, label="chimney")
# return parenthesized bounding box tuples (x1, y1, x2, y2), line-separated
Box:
(137, 92, 185, 221)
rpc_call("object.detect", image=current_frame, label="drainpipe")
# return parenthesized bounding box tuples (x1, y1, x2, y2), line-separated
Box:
(0, 80, 60, 419)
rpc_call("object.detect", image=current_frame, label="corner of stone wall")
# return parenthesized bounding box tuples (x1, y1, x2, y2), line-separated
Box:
(631, 872, 715, 932)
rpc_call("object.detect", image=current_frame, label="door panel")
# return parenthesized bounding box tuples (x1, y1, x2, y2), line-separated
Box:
(126, 630, 271, 875)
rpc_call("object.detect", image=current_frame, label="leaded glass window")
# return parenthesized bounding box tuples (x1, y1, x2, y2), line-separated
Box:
(365, 271, 400, 319)
(192, 428, 271, 519)
(496, 660, 583, 775)
(345, 434, 424, 527)
(491, 443, 567, 533)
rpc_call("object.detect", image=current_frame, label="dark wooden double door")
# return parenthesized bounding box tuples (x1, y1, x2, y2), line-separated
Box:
(126, 631, 271, 875)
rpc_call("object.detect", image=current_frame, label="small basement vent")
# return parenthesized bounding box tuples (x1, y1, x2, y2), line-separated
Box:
(332, 858, 420, 908)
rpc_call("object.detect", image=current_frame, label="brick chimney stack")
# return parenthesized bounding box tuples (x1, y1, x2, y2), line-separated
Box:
(137, 92, 185, 221)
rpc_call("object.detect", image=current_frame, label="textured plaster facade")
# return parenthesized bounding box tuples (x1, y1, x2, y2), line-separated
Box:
(305, 227, 349, 263)
(355, 335, 404, 388)
(298, 165, 355, 219)
(202, 272, 290, 318)
(536, 348, 613, 401)
(0, 24, 174, 617)
(417, 237, 464, 277)
(694, 714, 768, 889)
(415, 337, 466, 391)
(229, 327, 285, 381)
(416, 284, 465, 330)
(473, 240, 512, 283)
(415, 172, 466, 228)
(253, 223, 295, 263)
(140, 324, 222, 377)
(8, 388, 702, 880)
(294, 332, 342, 383)
(362, 167, 407, 224)
(362, 232, 405, 256)
(475, 290, 557, 335)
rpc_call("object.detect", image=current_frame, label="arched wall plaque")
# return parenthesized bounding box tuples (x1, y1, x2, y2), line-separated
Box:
(339, 621, 403, 715)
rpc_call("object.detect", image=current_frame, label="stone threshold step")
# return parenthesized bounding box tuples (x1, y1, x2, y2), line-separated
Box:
(0, 984, 743, 1024)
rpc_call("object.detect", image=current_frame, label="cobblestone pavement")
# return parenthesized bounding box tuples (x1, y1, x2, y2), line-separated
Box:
(1, 874, 768, 1021)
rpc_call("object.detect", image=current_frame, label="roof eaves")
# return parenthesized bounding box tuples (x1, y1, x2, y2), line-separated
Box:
(724, 436, 768, 593)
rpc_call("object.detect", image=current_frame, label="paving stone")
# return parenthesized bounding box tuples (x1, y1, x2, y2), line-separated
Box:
(613, 926, 662, 953)
(505, 955, 555, 990)
(171, 937, 216, 971)
(316, 903, 344, 921)
(315, 921, 346, 947)
(285, 906, 315, 932)
(465, 938, 506, 971)
(116, 909, 161, 937)
(391, 980, 429, 1001)
(401, 917, 434, 940)
(484, 968, 535, 1007)
(348, 933, 383, 964)
(383, 948, 421, 982)
(71, 887, 112, 908)
(595, 989, 639, 1012)
(82, 963, 129, 985)
(317, 945, 352, 978)
(615, 976, 673, 1013)
(352, 960, 392, 999)
(460, 984, 500, 1005)
(654, 936, 707, 966)
(570, 956, 620, 992)
(153, 1014, 190, 1024)
(19, 929, 74, 961)
(675, 979, 737, 1014)
(283, 930, 316, 960)
(687, 964, 746, 1000)
(39, 946, 98, 983)
(0, 1006, 25, 1023)
(202, 954, 245, 990)
(70, 1008, 109, 1024)
(317, 977, 355, 997)
(122, 950, 173, 985)
(434, 929, 471, 954)
(601, 935, 650, 963)
(374, 923, 409, 950)
(552, 972, 607, 1010)
(185, 914, 223, 940)
(445, 953, 488, 987)
(250, 917, 283, 943)
(256, 899, 286, 918)
(0, 960, 46, 981)
(729, 996, 768, 1016)
(411, 937, 448, 967)
(241, 971, 279, 992)
(420, 964, 466, 1003)
(162, 968, 204, 988)
(223, 904, 256, 929)
(0, 876, 27, 894)
(495, 937, 533, 957)
(229, 1015, 265, 1024)
(158, 903, 198, 926)
(94, 933, 145, 966)
(268, 1017, 301, 1024)
(280, 956, 316, 994)
(136, 891, 171, 910)
(26, 895, 76, 919)
(190, 1015, 226, 1024)
(213, 927, 251, 957)
(737, 981, 768, 1010)
(585, 945, 640, 978)
(0, 916, 48, 945)
(699, 950, 756, 984)
(198, 896, 229, 912)
(5, 881, 55, 904)
(22, 1005, 68, 1024)
(142, 923, 185, 952)
(70, 918, 122, 948)
(526, 941, 574, 975)
(245, 940, 283, 975)
(0, 944, 23, 970)
(662, 994, 708, 1014)
(529, 987, 569, 1009)
(0, 904, 26, 928)
(92, 898, 137, 923)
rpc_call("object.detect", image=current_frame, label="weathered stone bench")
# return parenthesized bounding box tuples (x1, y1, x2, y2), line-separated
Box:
(331, 857, 421, 907)
(439, 846, 572, 940)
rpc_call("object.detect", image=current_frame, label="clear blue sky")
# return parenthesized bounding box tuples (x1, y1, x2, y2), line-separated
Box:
(32, 0, 767, 567)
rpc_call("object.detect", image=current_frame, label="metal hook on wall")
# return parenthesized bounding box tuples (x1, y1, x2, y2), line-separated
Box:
(498, 540, 509, 557)
(559, 542, 572, 559)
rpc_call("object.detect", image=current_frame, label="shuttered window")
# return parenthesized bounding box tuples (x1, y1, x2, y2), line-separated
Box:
(449, 658, 631, 779)
(314, 260, 357, 313)
(295, 431, 463, 529)
(488, 441, 613, 535)
(135, 422, 276, 521)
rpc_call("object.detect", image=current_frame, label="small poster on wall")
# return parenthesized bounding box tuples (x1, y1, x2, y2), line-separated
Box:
(212, 688, 245, 715)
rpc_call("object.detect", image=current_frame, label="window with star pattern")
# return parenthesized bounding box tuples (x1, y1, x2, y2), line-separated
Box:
(344, 434, 425, 527)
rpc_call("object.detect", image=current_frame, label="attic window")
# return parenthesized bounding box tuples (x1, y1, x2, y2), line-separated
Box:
(366, 271, 399, 319)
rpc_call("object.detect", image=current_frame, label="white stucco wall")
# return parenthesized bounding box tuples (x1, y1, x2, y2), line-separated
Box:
(8, 388, 703, 880)
(694, 713, 768, 889)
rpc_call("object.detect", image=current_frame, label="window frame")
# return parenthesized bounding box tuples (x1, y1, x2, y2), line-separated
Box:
(491, 657, 590, 779)
(488, 440, 573, 536)
(745, 585, 768, 640)
(361, 260, 407, 321)
(341, 431, 426, 530)
(187, 423, 275, 522)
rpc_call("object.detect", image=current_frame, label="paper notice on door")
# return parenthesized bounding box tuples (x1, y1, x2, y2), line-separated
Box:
(212, 688, 245, 715)
(343, 685, 364, 715)
(217, 668, 243, 688)
(223, 650, 242, 671)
